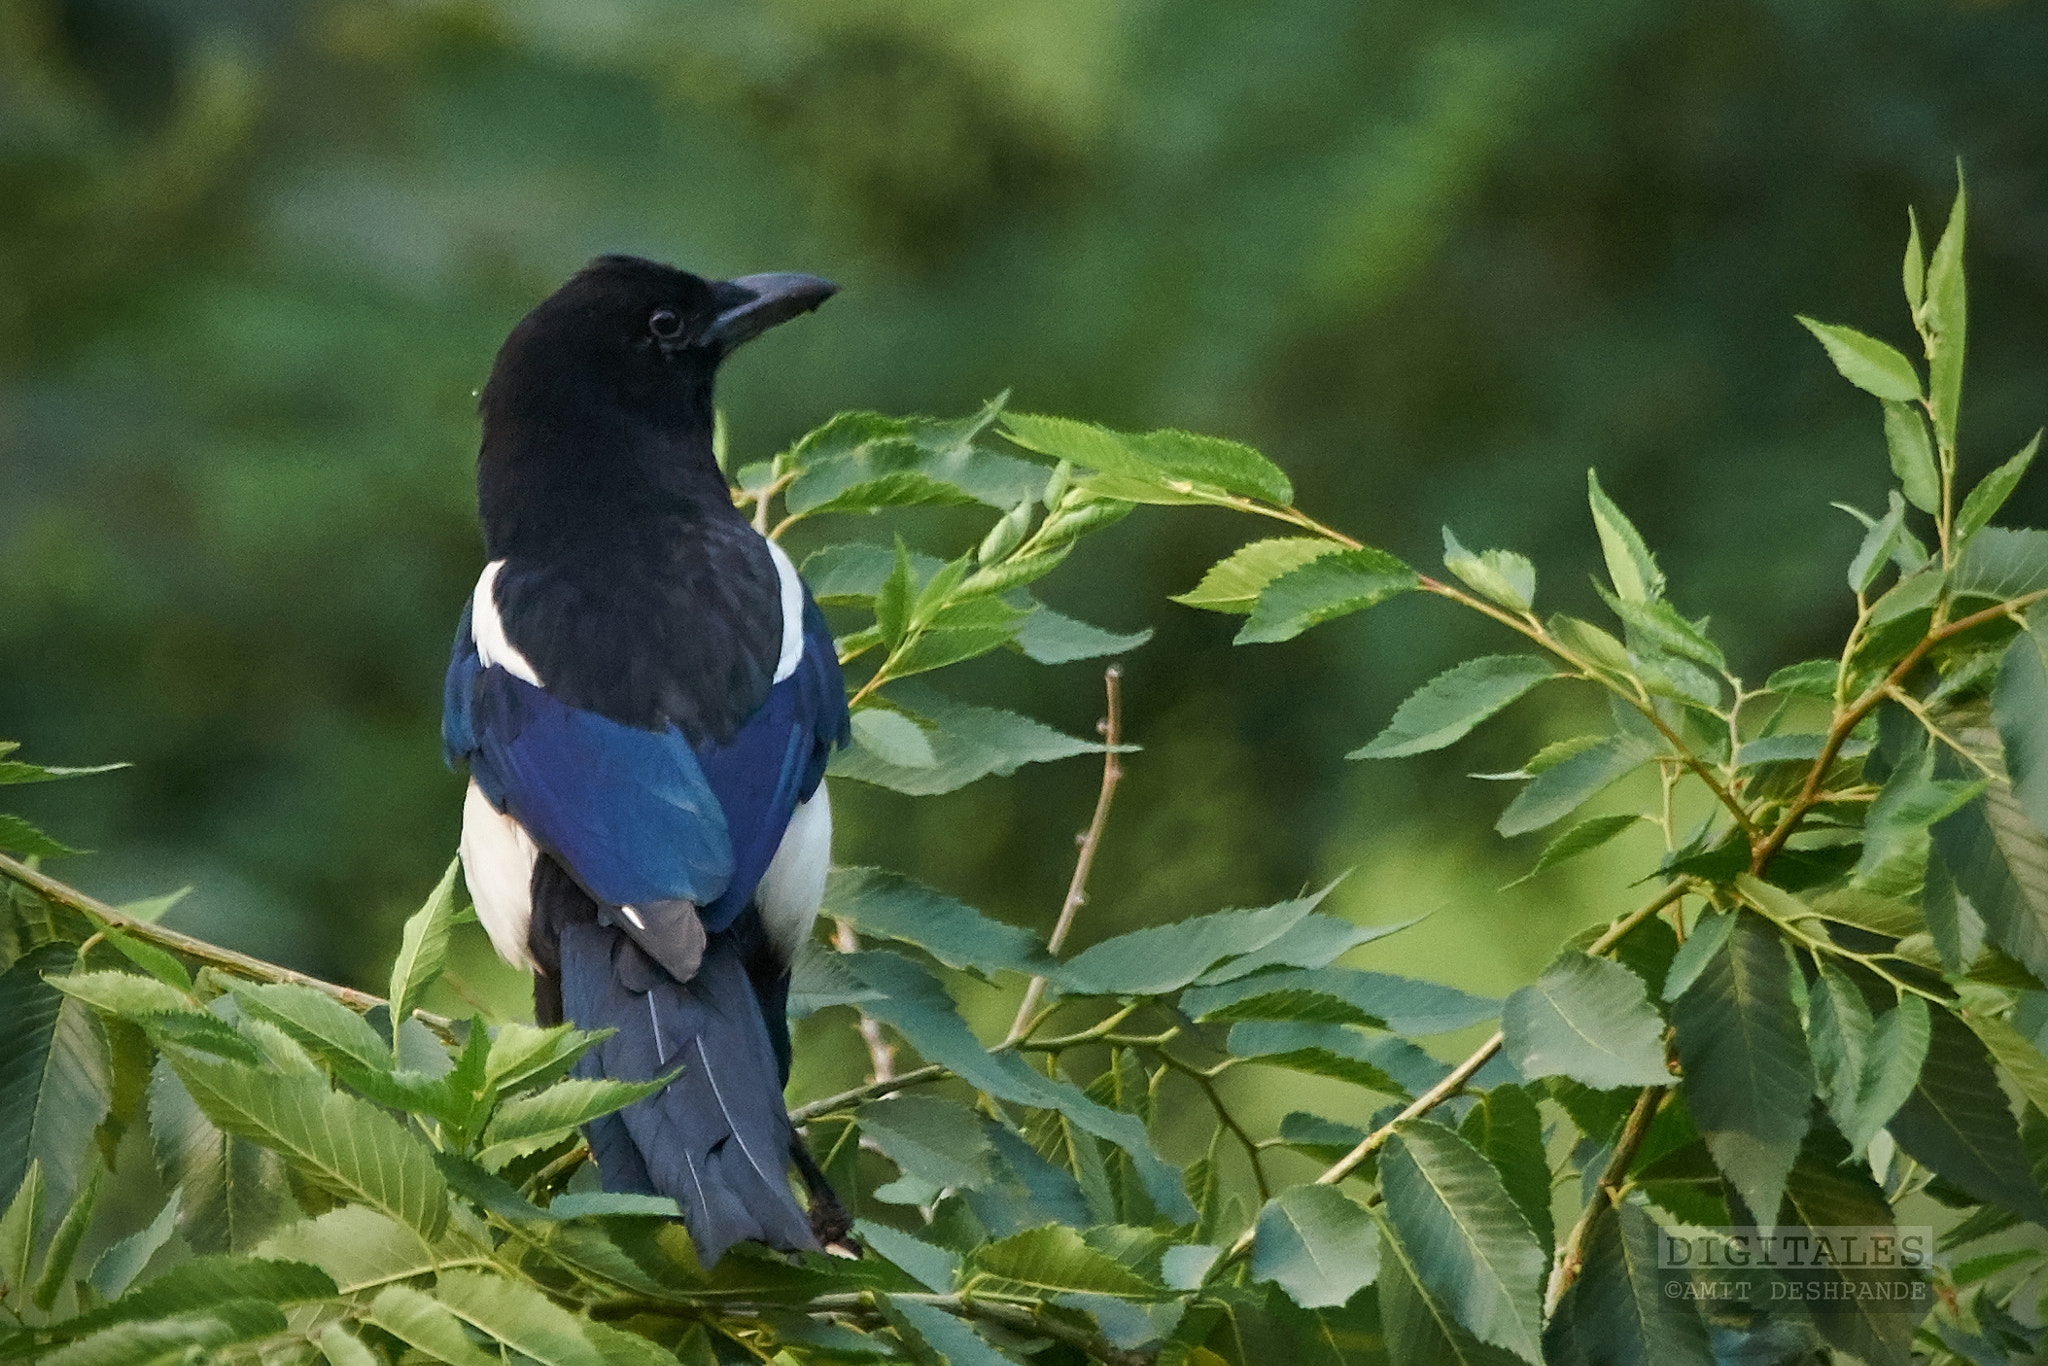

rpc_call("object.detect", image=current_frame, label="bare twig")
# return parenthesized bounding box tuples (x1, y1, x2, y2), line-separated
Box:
(1544, 1085, 1664, 1313)
(0, 851, 455, 1034)
(834, 918, 898, 1084)
(1006, 665, 1127, 1044)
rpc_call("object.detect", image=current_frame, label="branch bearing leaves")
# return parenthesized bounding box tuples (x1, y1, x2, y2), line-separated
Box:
(1586, 470, 1664, 603)
(1541, 1200, 1712, 1366)
(1173, 538, 1340, 614)
(1052, 892, 1326, 997)
(1495, 736, 1652, 838)
(1885, 1003, 2048, 1227)
(159, 1050, 449, 1240)
(1796, 316, 1923, 402)
(857, 1096, 995, 1191)
(1957, 431, 2041, 543)
(1501, 952, 1671, 1090)
(970, 1225, 1167, 1299)
(1380, 1120, 1546, 1364)
(1883, 401, 1941, 514)
(825, 867, 1052, 981)
(1000, 412, 1293, 506)
(1350, 656, 1558, 761)
(1236, 548, 1417, 645)
(829, 684, 1112, 796)
(0, 945, 111, 1222)
(1669, 910, 1813, 1233)
(1441, 527, 1537, 613)
(1926, 175, 1967, 448)
(389, 858, 461, 1034)
(1249, 1184, 1378, 1310)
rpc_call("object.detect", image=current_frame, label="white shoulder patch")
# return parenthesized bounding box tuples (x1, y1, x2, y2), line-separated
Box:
(763, 536, 805, 684)
(471, 560, 542, 686)
(460, 780, 538, 969)
(756, 784, 832, 962)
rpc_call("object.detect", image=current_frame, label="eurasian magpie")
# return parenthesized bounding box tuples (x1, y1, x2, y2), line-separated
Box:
(440, 256, 852, 1262)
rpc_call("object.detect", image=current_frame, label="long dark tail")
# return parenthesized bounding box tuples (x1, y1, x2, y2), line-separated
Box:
(532, 859, 816, 1264)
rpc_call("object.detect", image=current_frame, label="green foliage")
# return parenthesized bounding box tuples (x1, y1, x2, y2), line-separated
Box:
(15, 186, 2048, 1363)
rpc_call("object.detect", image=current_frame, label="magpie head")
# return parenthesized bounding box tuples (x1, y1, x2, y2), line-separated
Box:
(485, 256, 837, 425)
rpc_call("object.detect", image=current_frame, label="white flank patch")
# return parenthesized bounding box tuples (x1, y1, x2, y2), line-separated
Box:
(460, 780, 537, 969)
(471, 560, 543, 686)
(763, 536, 805, 684)
(757, 785, 832, 962)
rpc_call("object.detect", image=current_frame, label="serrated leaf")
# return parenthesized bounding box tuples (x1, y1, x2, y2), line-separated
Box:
(1959, 432, 2041, 542)
(1441, 527, 1536, 612)
(257, 1204, 465, 1294)
(0, 813, 81, 860)
(482, 1074, 669, 1149)
(484, 1022, 599, 1094)
(1542, 1200, 1711, 1366)
(149, 1062, 294, 1254)
(1845, 997, 1930, 1155)
(1458, 1085, 1553, 1251)
(829, 684, 1110, 796)
(971, 1224, 1167, 1299)
(1848, 491, 1908, 593)
(1495, 737, 1651, 838)
(1226, 1022, 1414, 1096)
(1012, 606, 1152, 664)
(390, 859, 461, 1037)
(1766, 659, 1838, 699)
(0, 946, 111, 1226)
(1376, 1208, 1524, 1366)
(1797, 316, 1922, 402)
(1586, 470, 1664, 603)
(1351, 656, 1558, 760)
(63, 1254, 336, 1336)
(1669, 910, 1812, 1232)
(1883, 401, 1940, 514)
(856, 1220, 959, 1293)
(1001, 412, 1293, 506)
(225, 982, 388, 1072)
(0, 1160, 41, 1305)
(858, 1096, 994, 1191)
(1173, 538, 1341, 614)
(1936, 779, 2048, 1001)
(879, 1293, 1018, 1366)
(435, 1268, 610, 1366)
(802, 541, 948, 604)
(85, 1190, 179, 1300)
(1055, 889, 1340, 997)
(1887, 1003, 2048, 1225)
(319, 1324, 379, 1366)
(1508, 814, 1640, 886)
(1953, 526, 2048, 603)
(1250, 1184, 1378, 1309)
(849, 709, 938, 769)
(825, 867, 1051, 980)
(31, 1156, 102, 1309)
(1778, 1121, 1923, 1366)
(1380, 1120, 1545, 1362)
(1926, 175, 1967, 447)
(368, 1284, 500, 1366)
(1962, 1008, 2048, 1122)
(43, 1300, 289, 1366)
(160, 1050, 448, 1239)
(1181, 966, 1498, 1036)
(1236, 548, 1417, 645)
(1501, 952, 1670, 1090)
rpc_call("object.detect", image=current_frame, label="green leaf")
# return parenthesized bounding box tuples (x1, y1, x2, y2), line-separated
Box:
(258, 1205, 466, 1295)
(484, 1022, 600, 1095)
(1796, 316, 1923, 402)
(1766, 659, 1838, 699)
(434, 1268, 610, 1366)
(1926, 174, 1967, 448)
(0, 946, 111, 1226)
(1249, 1184, 1378, 1309)
(0, 813, 81, 860)
(1962, 1008, 2048, 1121)
(1441, 528, 1536, 612)
(1375, 1209, 1524, 1366)
(64, 1254, 337, 1337)
(0, 756, 126, 786)
(1855, 743, 1984, 893)
(1180, 966, 1498, 1036)
(1173, 538, 1341, 613)
(159, 1050, 449, 1239)
(878, 1294, 1018, 1366)
(1501, 952, 1670, 1090)
(148, 1062, 294, 1254)
(318, 1325, 379, 1366)
(1227, 1022, 1414, 1096)
(1958, 431, 2041, 542)
(849, 709, 938, 769)
(367, 1284, 501, 1366)
(1997, 610, 2048, 836)
(389, 859, 461, 1038)
(829, 684, 1111, 796)
(1669, 910, 1812, 1231)
(1936, 780, 2048, 1000)
(225, 982, 388, 1072)
(857, 1096, 995, 1191)
(1507, 814, 1640, 886)
(43, 1301, 290, 1366)
(843, 952, 1194, 1221)
(803, 541, 948, 604)
(970, 1224, 1167, 1299)
(0, 1161, 41, 1306)
(1380, 1120, 1545, 1363)
(1884, 401, 1940, 514)
(890, 595, 1034, 679)
(1598, 592, 1727, 672)
(1350, 656, 1558, 760)
(1848, 491, 1908, 594)
(1000, 412, 1293, 506)
(1950, 527, 2048, 603)
(1457, 1085, 1554, 1251)
(786, 403, 1043, 515)
(30, 1156, 102, 1309)
(1541, 1200, 1711, 1366)
(1236, 548, 1417, 645)
(1845, 997, 1930, 1154)
(482, 1074, 668, 1150)
(1586, 470, 1664, 603)
(1777, 1122, 1923, 1366)
(1192, 904, 1415, 984)
(1011, 606, 1152, 664)
(1495, 736, 1651, 838)
(1887, 1004, 2048, 1225)
(825, 867, 1052, 980)
(1053, 891, 1329, 996)
(84, 1190, 179, 1301)
(1904, 206, 1926, 311)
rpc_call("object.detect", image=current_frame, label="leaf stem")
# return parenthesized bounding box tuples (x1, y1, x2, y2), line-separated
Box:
(1543, 1085, 1664, 1314)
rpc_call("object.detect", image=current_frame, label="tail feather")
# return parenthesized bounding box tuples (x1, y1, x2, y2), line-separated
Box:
(558, 916, 816, 1262)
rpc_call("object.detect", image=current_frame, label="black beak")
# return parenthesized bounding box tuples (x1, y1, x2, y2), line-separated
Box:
(705, 273, 838, 352)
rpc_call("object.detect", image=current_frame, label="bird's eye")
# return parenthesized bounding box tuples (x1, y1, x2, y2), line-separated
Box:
(648, 308, 683, 340)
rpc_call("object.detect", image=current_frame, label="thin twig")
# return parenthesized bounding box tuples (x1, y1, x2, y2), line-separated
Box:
(834, 918, 897, 1084)
(0, 851, 455, 1034)
(1544, 1085, 1664, 1313)
(1006, 665, 1127, 1044)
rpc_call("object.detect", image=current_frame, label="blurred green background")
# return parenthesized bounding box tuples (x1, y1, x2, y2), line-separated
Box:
(6, 0, 2048, 1048)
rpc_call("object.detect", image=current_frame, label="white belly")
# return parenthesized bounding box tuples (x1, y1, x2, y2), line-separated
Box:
(756, 785, 832, 962)
(460, 780, 538, 969)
